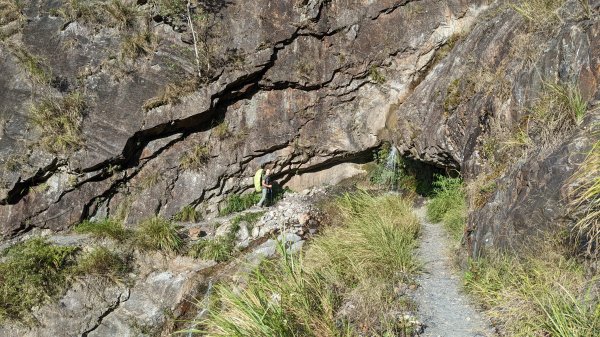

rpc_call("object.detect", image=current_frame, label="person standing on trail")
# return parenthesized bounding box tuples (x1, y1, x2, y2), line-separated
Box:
(256, 169, 272, 207)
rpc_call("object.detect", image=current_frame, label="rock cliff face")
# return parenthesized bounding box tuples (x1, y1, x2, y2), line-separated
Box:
(0, 0, 598, 262)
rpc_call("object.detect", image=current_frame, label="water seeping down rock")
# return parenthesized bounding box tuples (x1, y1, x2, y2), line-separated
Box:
(0, 0, 599, 333)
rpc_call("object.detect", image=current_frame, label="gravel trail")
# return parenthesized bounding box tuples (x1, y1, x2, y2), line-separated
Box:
(414, 206, 496, 337)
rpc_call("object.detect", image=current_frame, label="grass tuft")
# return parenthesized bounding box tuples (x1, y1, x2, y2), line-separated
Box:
(189, 222, 241, 262)
(103, 0, 137, 30)
(189, 236, 235, 262)
(29, 91, 85, 153)
(120, 29, 154, 60)
(12, 46, 51, 84)
(219, 192, 261, 216)
(134, 216, 183, 253)
(74, 218, 129, 241)
(568, 138, 600, 257)
(173, 205, 201, 222)
(142, 78, 199, 111)
(179, 144, 211, 171)
(0, 238, 78, 323)
(212, 120, 230, 140)
(231, 211, 264, 228)
(426, 175, 466, 239)
(73, 246, 129, 279)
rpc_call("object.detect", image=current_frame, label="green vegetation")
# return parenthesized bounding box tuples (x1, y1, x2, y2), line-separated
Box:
(369, 65, 386, 85)
(154, 0, 187, 18)
(426, 175, 466, 239)
(189, 223, 241, 262)
(143, 79, 199, 111)
(465, 249, 599, 337)
(189, 236, 235, 262)
(568, 138, 600, 257)
(29, 91, 85, 153)
(173, 205, 201, 222)
(369, 143, 407, 190)
(443, 77, 475, 115)
(231, 211, 264, 229)
(134, 216, 183, 253)
(74, 218, 129, 241)
(73, 246, 130, 279)
(0, 238, 78, 322)
(179, 144, 211, 171)
(0, 0, 25, 27)
(198, 192, 421, 336)
(219, 192, 261, 215)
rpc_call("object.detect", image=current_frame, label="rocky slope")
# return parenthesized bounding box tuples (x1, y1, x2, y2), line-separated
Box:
(0, 188, 325, 336)
(0, 0, 598, 321)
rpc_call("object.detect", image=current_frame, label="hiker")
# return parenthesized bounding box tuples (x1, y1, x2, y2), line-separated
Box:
(256, 168, 272, 207)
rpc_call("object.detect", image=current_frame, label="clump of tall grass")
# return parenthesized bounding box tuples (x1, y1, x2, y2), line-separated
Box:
(530, 82, 587, 140)
(426, 175, 466, 239)
(307, 192, 421, 281)
(219, 192, 261, 215)
(73, 246, 130, 279)
(179, 144, 211, 171)
(134, 216, 183, 253)
(173, 205, 201, 222)
(189, 223, 241, 262)
(464, 249, 599, 336)
(197, 192, 422, 336)
(74, 218, 129, 241)
(568, 138, 600, 257)
(29, 91, 85, 153)
(0, 238, 78, 322)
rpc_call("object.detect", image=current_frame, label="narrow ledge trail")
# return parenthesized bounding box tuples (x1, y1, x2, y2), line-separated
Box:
(414, 205, 496, 337)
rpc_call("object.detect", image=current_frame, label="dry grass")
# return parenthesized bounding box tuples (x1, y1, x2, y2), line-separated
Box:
(120, 29, 155, 61)
(142, 78, 199, 111)
(465, 244, 599, 337)
(29, 91, 85, 153)
(179, 144, 211, 171)
(0, 0, 25, 39)
(212, 120, 230, 140)
(568, 136, 600, 257)
(510, 0, 565, 31)
(11, 46, 52, 84)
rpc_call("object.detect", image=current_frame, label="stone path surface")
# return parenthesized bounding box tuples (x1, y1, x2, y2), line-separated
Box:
(414, 206, 496, 337)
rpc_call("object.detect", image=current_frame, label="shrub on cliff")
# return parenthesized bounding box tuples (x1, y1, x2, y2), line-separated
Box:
(0, 238, 78, 322)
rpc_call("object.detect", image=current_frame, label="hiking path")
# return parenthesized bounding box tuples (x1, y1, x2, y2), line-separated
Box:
(414, 205, 496, 337)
